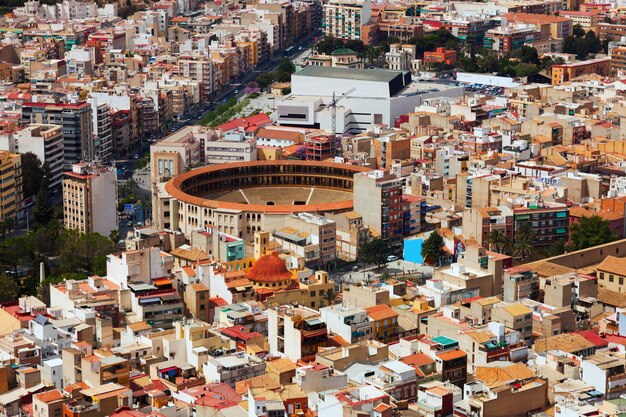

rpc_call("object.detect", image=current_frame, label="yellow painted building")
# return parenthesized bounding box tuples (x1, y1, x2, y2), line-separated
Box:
(0, 151, 22, 221)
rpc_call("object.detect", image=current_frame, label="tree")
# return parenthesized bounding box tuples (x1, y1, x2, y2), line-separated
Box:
(0, 236, 32, 279)
(511, 45, 540, 65)
(321, 288, 339, 307)
(33, 176, 53, 226)
(358, 239, 390, 269)
(60, 230, 115, 276)
(422, 231, 445, 266)
(255, 72, 276, 90)
(514, 63, 539, 77)
(20, 152, 45, 198)
(488, 229, 510, 254)
(0, 274, 19, 303)
(513, 222, 536, 261)
(513, 239, 535, 261)
(516, 222, 536, 243)
(109, 229, 121, 245)
(573, 24, 585, 38)
(568, 215, 617, 252)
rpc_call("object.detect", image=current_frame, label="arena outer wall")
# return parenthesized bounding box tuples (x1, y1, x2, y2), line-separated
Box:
(154, 160, 372, 240)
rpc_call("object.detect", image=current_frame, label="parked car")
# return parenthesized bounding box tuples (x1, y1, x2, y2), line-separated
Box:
(387, 255, 399, 262)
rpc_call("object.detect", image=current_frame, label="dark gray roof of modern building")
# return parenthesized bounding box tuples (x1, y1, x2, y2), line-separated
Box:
(295, 66, 405, 83)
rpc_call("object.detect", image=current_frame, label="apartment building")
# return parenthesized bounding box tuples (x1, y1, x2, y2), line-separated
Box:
(484, 24, 540, 54)
(203, 353, 265, 388)
(353, 170, 403, 249)
(551, 57, 612, 85)
(448, 18, 496, 46)
(461, 206, 514, 248)
(513, 201, 569, 247)
(14, 124, 63, 192)
(558, 11, 598, 31)
(320, 305, 373, 344)
(62, 163, 117, 236)
(457, 368, 548, 417)
(178, 55, 213, 102)
(581, 353, 626, 399)
(502, 268, 539, 302)
(21, 101, 93, 164)
(597, 23, 626, 41)
(365, 304, 399, 344)
(81, 354, 131, 387)
(271, 213, 336, 269)
(90, 99, 113, 162)
(503, 13, 573, 41)
(268, 305, 328, 362)
(322, 0, 372, 41)
(492, 303, 533, 342)
(0, 151, 22, 221)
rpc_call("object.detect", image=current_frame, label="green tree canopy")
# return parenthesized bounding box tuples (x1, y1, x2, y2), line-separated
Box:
(422, 231, 445, 266)
(567, 215, 617, 252)
(0, 274, 19, 303)
(21, 152, 45, 199)
(33, 175, 53, 226)
(488, 229, 510, 254)
(60, 230, 116, 276)
(358, 239, 390, 268)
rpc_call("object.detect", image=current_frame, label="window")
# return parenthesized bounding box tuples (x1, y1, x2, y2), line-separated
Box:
(621, 277, 624, 286)
(610, 275, 615, 283)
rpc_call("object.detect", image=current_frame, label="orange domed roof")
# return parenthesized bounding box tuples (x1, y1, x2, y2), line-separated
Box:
(247, 252, 292, 283)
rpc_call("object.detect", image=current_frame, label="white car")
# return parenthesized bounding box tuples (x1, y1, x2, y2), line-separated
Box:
(387, 255, 398, 262)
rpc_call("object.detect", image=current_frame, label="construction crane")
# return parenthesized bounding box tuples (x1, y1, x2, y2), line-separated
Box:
(329, 87, 355, 137)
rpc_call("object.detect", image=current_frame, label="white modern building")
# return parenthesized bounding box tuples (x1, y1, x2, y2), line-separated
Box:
(319, 305, 373, 344)
(13, 124, 64, 191)
(276, 66, 463, 134)
(62, 163, 118, 236)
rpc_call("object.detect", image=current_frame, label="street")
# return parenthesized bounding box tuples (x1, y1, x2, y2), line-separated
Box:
(331, 260, 434, 286)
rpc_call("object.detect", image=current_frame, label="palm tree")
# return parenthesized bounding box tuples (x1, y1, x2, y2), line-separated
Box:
(322, 288, 339, 307)
(513, 240, 535, 261)
(488, 229, 509, 254)
(516, 222, 536, 243)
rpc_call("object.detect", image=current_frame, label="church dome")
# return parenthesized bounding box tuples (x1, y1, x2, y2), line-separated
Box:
(247, 252, 292, 283)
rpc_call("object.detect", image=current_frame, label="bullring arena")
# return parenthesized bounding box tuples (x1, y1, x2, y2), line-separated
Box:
(153, 160, 371, 239)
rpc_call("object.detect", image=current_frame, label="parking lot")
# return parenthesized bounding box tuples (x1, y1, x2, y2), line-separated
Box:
(458, 82, 505, 95)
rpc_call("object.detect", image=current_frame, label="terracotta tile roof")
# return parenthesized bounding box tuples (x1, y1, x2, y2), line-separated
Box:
(475, 363, 535, 388)
(189, 283, 208, 292)
(128, 321, 151, 332)
(427, 386, 451, 397)
(598, 287, 626, 308)
(597, 256, 626, 276)
(400, 353, 435, 368)
(255, 127, 303, 142)
(465, 330, 495, 343)
(436, 349, 466, 361)
(500, 303, 532, 317)
(365, 304, 398, 321)
(533, 333, 596, 355)
(34, 389, 64, 403)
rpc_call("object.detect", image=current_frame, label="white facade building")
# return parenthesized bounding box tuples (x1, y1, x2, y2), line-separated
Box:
(277, 67, 463, 133)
